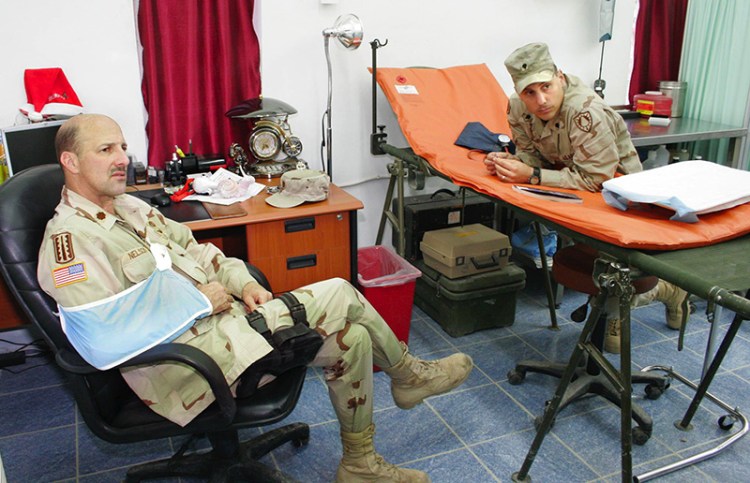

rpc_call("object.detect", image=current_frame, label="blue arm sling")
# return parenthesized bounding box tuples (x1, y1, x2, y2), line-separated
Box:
(58, 243, 213, 370)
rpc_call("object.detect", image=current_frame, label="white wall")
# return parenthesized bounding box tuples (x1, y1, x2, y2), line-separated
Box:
(0, 0, 148, 165)
(257, 0, 638, 247)
(0, 0, 637, 250)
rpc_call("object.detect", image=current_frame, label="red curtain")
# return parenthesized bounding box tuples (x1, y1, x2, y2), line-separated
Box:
(138, 0, 260, 169)
(628, 0, 689, 105)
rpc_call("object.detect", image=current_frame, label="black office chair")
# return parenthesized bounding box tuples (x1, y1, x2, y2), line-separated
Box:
(0, 165, 309, 482)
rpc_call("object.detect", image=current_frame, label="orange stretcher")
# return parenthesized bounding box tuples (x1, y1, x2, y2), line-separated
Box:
(374, 64, 750, 250)
(373, 63, 750, 482)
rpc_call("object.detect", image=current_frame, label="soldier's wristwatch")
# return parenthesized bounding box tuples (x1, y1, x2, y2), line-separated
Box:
(528, 167, 541, 185)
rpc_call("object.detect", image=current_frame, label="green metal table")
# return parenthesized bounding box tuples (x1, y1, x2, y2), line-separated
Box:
(624, 116, 748, 169)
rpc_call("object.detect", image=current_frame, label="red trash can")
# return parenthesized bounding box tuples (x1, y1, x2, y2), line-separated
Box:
(357, 245, 421, 344)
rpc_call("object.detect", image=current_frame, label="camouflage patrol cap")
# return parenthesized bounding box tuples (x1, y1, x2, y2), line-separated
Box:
(504, 42, 557, 93)
(265, 168, 330, 208)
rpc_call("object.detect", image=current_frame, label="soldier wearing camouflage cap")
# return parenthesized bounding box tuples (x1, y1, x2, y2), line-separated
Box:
(484, 41, 641, 191)
(483, 43, 689, 353)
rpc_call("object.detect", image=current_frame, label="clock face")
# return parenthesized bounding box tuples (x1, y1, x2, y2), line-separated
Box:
(249, 126, 281, 161)
(282, 136, 303, 158)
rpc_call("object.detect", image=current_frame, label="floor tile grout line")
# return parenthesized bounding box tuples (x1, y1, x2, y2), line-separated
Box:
(421, 399, 503, 482)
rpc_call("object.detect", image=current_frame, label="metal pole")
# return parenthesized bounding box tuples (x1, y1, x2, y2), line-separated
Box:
(324, 36, 334, 181)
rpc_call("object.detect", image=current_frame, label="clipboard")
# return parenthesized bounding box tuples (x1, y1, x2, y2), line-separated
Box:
(512, 185, 583, 204)
(201, 201, 248, 220)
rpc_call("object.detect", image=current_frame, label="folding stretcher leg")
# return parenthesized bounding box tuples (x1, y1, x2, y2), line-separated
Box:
(532, 221, 558, 330)
(512, 259, 646, 483)
(375, 157, 407, 255)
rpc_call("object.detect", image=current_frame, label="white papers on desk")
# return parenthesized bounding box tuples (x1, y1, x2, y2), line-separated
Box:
(602, 160, 750, 222)
(184, 168, 265, 205)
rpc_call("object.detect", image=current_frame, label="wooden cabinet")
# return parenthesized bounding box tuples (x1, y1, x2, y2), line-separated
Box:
(185, 182, 362, 294)
(247, 212, 351, 294)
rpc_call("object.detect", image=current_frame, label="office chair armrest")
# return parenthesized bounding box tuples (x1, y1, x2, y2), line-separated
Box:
(57, 342, 237, 422)
(55, 348, 99, 374)
(123, 342, 237, 420)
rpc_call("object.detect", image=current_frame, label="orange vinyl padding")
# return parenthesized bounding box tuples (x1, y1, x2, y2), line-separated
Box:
(375, 64, 750, 250)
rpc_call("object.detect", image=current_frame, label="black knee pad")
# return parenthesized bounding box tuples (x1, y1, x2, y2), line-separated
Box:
(237, 293, 323, 399)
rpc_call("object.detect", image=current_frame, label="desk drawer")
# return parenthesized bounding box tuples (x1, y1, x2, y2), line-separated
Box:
(246, 212, 351, 293)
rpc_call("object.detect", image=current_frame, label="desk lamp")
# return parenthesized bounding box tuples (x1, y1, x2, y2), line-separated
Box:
(322, 13, 363, 182)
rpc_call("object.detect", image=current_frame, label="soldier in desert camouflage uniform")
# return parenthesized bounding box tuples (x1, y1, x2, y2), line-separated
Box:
(38, 114, 473, 482)
(484, 43, 689, 353)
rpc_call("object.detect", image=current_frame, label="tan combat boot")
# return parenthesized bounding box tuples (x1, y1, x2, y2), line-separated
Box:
(603, 318, 621, 355)
(336, 423, 430, 482)
(632, 279, 689, 330)
(384, 342, 473, 410)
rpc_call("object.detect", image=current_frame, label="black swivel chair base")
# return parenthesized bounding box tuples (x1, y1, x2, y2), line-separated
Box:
(126, 422, 309, 482)
(508, 313, 669, 444)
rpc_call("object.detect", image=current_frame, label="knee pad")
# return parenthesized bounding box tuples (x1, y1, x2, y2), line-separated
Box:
(237, 293, 323, 399)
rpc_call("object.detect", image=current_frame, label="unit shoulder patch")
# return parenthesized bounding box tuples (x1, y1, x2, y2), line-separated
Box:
(53, 232, 75, 264)
(573, 111, 593, 133)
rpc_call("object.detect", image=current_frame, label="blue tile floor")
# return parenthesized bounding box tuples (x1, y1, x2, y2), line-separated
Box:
(1, 269, 749, 482)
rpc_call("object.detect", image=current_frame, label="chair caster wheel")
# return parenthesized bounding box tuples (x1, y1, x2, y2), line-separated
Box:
(718, 415, 735, 431)
(571, 303, 588, 323)
(508, 369, 526, 385)
(632, 426, 651, 445)
(645, 382, 666, 400)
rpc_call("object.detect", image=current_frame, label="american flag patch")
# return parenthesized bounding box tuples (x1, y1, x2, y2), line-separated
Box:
(52, 262, 88, 288)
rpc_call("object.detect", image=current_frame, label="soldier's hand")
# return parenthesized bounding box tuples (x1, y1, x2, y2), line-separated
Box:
(241, 282, 273, 312)
(483, 153, 500, 174)
(493, 157, 533, 183)
(197, 281, 234, 315)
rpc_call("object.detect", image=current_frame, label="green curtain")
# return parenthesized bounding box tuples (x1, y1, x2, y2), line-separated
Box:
(680, 0, 750, 169)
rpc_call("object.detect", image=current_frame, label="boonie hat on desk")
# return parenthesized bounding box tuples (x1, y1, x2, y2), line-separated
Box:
(265, 169, 330, 208)
(504, 42, 557, 93)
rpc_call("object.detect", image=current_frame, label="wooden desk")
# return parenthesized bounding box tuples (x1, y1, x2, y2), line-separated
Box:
(186, 183, 363, 294)
(0, 183, 363, 329)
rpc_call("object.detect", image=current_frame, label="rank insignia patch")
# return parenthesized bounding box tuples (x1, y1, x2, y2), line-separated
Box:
(574, 111, 593, 133)
(53, 232, 75, 264)
(53, 262, 88, 288)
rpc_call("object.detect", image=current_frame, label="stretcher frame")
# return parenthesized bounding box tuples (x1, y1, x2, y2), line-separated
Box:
(378, 140, 750, 482)
(368, 47, 750, 481)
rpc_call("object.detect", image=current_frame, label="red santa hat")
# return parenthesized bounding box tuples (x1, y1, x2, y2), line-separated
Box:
(19, 68, 84, 122)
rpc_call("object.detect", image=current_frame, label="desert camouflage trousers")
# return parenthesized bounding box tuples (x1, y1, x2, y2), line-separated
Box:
(257, 277, 404, 432)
